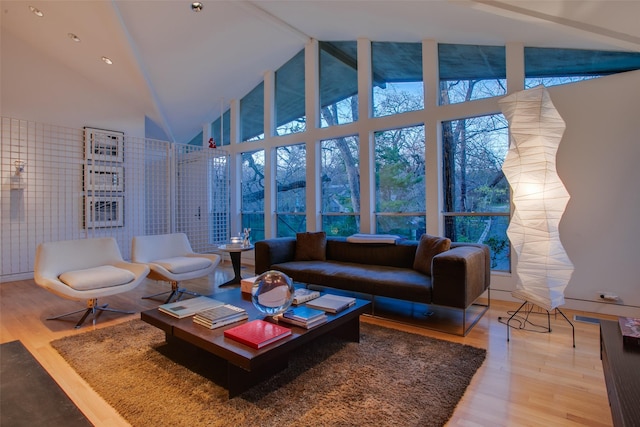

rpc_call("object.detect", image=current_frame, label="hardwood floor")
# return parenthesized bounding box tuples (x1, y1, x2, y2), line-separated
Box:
(0, 263, 615, 427)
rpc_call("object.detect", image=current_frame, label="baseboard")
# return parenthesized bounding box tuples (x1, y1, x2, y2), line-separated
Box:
(491, 288, 640, 319)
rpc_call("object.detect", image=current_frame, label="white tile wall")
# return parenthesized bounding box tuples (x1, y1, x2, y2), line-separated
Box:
(0, 117, 229, 281)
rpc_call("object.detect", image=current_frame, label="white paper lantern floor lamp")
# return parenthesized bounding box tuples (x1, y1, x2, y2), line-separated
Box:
(498, 85, 575, 347)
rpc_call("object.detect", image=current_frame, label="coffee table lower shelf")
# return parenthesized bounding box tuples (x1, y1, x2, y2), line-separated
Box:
(141, 292, 371, 397)
(163, 333, 291, 397)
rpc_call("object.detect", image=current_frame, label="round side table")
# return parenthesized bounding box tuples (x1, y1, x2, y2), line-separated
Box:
(217, 244, 254, 287)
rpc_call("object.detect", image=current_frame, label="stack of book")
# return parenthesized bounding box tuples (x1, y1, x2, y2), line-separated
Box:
(240, 275, 260, 294)
(158, 296, 225, 319)
(193, 304, 248, 329)
(292, 288, 320, 305)
(305, 293, 356, 313)
(276, 306, 327, 329)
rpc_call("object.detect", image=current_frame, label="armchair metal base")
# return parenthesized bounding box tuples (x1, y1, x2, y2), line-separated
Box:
(47, 298, 135, 329)
(142, 281, 201, 304)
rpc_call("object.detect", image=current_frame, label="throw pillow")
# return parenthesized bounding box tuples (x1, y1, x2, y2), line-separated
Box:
(294, 232, 327, 261)
(413, 234, 451, 276)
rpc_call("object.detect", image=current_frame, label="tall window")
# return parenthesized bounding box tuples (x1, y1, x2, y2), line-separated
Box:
(276, 144, 306, 236)
(241, 150, 265, 242)
(240, 82, 264, 142)
(372, 42, 424, 117)
(321, 135, 360, 236)
(208, 154, 230, 244)
(439, 44, 506, 105)
(275, 50, 306, 136)
(524, 47, 640, 89)
(320, 41, 358, 128)
(205, 42, 640, 271)
(374, 125, 425, 239)
(186, 131, 203, 146)
(442, 114, 510, 271)
(211, 109, 230, 146)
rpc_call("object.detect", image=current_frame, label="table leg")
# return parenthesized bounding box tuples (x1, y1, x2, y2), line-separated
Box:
(331, 316, 361, 342)
(220, 251, 242, 287)
(227, 358, 288, 398)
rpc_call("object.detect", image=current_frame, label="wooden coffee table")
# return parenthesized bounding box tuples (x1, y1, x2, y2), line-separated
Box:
(141, 290, 371, 397)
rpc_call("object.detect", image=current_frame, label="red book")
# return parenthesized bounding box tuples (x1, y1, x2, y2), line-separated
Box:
(224, 319, 292, 349)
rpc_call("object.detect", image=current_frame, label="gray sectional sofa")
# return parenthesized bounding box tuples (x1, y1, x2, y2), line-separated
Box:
(254, 233, 491, 335)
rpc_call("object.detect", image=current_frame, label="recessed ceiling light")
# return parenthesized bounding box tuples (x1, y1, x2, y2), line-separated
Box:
(28, 5, 43, 17)
(101, 56, 113, 65)
(68, 33, 81, 42)
(191, 2, 203, 12)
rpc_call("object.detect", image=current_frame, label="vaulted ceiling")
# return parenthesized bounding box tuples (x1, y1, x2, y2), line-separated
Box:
(2, 0, 639, 143)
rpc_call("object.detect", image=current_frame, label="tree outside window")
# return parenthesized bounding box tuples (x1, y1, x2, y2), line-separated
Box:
(320, 41, 358, 128)
(372, 42, 424, 117)
(438, 44, 506, 105)
(276, 144, 306, 236)
(375, 125, 426, 239)
(442, 114, 510, 271)
(321, 135, 360, 236)
(241, 150, 265, 242)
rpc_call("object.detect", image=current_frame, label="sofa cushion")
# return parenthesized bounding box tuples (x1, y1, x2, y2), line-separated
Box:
(272, 260, 431, 302)
(59, 265, 135, 291)
(413, 234, 451, 276)
(154, 256, 212, 274)
(327, 238, 417, 268)
(294, 232, 327, 261)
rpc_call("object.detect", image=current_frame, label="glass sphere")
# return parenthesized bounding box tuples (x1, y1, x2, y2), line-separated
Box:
(251, 270, 295, 316)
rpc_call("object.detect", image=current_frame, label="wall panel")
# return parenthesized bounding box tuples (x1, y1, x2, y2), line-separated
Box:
(1, 118, 229, 281)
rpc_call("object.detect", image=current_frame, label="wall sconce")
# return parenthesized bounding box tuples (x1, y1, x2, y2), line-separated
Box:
(499, 85, 575, 346)
(14, 160, 27, 175)
(10, 160, 27, 190)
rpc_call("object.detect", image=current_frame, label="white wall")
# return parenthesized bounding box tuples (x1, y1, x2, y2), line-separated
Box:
(550, 70, 640, 317)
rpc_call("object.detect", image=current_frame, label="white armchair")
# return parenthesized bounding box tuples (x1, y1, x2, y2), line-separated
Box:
(131, 233, 221, 303)
(34, 237, 150, 328)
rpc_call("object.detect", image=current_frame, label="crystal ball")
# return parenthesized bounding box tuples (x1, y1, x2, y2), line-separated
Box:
(251, 270, 295, 316)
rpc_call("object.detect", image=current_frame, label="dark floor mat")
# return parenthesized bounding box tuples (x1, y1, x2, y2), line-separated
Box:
(1, 340, 92, 427)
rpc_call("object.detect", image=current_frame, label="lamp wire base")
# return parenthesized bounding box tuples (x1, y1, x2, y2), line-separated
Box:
(500, 300, 575, 347)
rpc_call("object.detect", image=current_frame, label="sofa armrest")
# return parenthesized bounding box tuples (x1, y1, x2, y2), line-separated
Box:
(451, 242, 491, 293)
(431, 245, 488, 309)
(254, 237, 297, 274)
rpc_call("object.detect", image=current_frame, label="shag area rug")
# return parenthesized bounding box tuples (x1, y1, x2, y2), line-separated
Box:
(51, 319, 485, 427)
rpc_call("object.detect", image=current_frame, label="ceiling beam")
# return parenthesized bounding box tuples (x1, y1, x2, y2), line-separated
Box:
(237, 1, 311, 43)
(471, 0, 640, 51)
